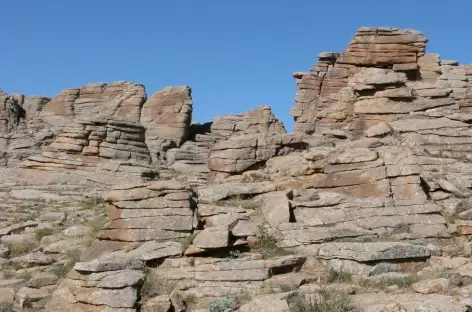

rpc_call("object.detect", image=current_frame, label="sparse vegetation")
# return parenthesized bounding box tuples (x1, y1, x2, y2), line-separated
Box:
(83, 216, 109, 247)
(80, 196, 106, 211)
(357, 275, 417, 289)
(140, 269, 178, 298)
(0, 301, 13, 312)
(52, 249, 82, 278)
(8, 243, 36, 258)
(209, 298, 238, 312)
(257, 229, 287, 258)
(289, 289, 358, 312)
(280, 283, 299, 292)
(17, 270, 32, 281)
(35, 227, 54, 240)
(185, 293, 198, 310)
(180, 232, 198, 251)
(325, 267, 352, 284)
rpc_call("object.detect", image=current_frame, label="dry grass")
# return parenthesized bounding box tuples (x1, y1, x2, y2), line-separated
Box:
(289, 289, 358, 312)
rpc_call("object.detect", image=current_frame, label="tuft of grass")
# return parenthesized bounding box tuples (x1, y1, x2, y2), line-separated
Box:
(209, 298, 238, 312)
(80, 197, 106, 211)
(17, 270, 32, 281)
(180, 232, 198, 251)
(357, 275, 417, 289)
(83, 216, 109, 247)
(325, 267, 352, 284)
(140, 269, 178, 298)
(256, 229, 287, 259)
(2, 270, 15, 279)
(289, 289, 358, 312)
(280, 283, 299, 292)
(8, 243, 36, 258)
(0, 302, 13, 312)
(185, 293, 198, 310)
(52, 249, 82, 278)
(35, 227, 54, 240)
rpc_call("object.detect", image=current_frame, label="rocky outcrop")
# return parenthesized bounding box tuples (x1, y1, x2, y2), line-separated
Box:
(21, 118, 157, 181)
(290, 27, 469, 138)
(0, 90, 52, 166)
(141, 86, 193, 162)
(207, 133, 307, 175)
(5, 26, 472, 312)
(166, 106, 287, 184)
(41, 81, 146, 124)
(99, 181, 196, 242)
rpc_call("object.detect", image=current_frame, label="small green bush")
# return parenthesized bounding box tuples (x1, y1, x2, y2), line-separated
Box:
(0, 301, 13, 312)
(8, 243, 36, 258)
(257, 229, 287, 259)
(52, 249, 82, 278)
(209, 298, 237, 312)
(180, 232, 198, 251)
(140, 269, 178, 298)
(290, 289, 358, 312)
(35, 227, 54, 240)
(325, 267, 352, 283)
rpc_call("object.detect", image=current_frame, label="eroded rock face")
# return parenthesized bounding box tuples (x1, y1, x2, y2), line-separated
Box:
(290, 27, 470, 139)
(41, 81, 146, 123)
(141, 86, 193, 162)
(99, 181, 196, 242)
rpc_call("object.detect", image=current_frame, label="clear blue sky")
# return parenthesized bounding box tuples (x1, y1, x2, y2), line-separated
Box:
(1, 1, 471, 130)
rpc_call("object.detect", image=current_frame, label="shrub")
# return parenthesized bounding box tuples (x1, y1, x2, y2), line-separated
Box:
(325, 267, 352, 283)
(52, 249, 82, 278)
(141, 269, 178, 298)
(358, 275, 417, 289)
(0, 301, 13, 312)
(209, 298, 238, 312)
(257, 229, 287, 259)
(290, 289, 358, 312)
(8, 243, 36, 258)
(180, 232, 198, 251)
(35, 227, 54, 240)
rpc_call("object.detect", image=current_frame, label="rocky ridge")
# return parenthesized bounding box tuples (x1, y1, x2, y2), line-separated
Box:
(1, 27, 472, 312)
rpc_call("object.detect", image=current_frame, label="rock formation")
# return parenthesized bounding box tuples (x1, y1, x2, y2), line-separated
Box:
(3, 26, 472, 312)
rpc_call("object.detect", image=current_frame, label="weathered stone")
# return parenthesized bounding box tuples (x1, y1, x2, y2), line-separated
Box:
(261, 191, 291, 229)
(318, 242, 431, 262)
(412, 278, 449, 294)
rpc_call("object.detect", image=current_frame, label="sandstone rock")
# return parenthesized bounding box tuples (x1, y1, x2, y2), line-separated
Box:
(26, 272, 58, 288)
(17, 286, 49, 308)
(411, 278, 449, 294)
(261, 191, 291, 229)
(318, 242, 430, 262)
(141, 86, 192, 162)
(197, 181, 276, 203)
(239, 293, 290, 312)
(193, 226, 229, 249)
(207, 133, 306, 174)
(365, 122, 392, 137)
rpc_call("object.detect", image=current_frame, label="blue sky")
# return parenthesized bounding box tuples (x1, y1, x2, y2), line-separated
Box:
(1, 1, 471, 130)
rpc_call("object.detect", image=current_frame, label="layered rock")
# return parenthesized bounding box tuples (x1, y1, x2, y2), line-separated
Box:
(140, 86, 193, 162)
(99, 181, 196, 242)
(21, 118, 157, 181)
(47, 253, 146, 312)
(207, 133, 307, 175)
(166, 106, 287, 183)
(290, 27, 469, 138)
(0, 90, 53, 166)
(41, 81, 146, 124)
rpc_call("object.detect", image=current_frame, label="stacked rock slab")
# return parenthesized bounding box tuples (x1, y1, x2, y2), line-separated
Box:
(21, 118, 156, 180)
(0, 90, 53, 166)
(166, 106, 287, 182)
(46, 253, 146, 312)
(98, 181, 196, 242)
(290, 27, 465, 136)
(258, 146, 449, 255)
(41, 81, 146, 124)
(140, 86, 193, 163)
